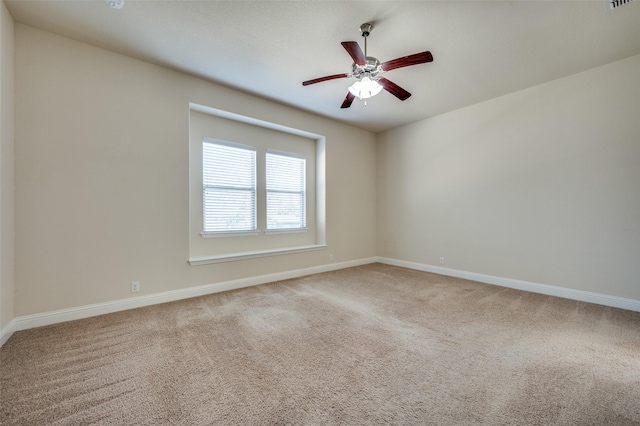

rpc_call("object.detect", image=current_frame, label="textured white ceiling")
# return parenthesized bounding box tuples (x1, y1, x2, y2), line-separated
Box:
(6, 0, 640, 132)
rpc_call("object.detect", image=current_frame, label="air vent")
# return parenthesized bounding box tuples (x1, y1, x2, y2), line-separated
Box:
(610, 0, 635, 9)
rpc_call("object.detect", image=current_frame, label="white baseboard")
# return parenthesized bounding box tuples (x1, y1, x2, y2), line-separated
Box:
(376, 257, 640, 312)
(0, 317, 16, 347)
(11, 257, 378, 334)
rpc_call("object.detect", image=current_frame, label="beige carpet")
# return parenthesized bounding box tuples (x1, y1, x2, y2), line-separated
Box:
(1, 264, 639, 425)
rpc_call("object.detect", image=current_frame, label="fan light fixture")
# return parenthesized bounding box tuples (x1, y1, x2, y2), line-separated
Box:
(349, 76, 383, 100)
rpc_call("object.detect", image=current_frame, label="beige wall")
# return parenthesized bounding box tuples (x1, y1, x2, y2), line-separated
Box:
(0, 2, 14, 333)
(378, 54, 640, 300)
(14, 24, 377, 316)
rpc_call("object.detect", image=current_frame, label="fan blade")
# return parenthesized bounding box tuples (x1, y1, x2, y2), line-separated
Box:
(341, 92, 356, 109)
(341, 41, 367, 66)
(302, 73, 349, 86)
(378, 78, 411, 101)
(381, 51, 433, 72)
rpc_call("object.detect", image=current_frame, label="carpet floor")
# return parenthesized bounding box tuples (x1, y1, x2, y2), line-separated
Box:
(1, 263, 639, 425)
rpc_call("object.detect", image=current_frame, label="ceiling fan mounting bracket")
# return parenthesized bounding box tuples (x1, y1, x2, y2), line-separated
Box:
(359, 23, 373, 38)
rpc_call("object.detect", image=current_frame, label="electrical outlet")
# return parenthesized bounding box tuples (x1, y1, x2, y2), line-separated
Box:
(439, 257, 445, 265)
(329, 254, 334, 261)
(131, 281, 140, 293)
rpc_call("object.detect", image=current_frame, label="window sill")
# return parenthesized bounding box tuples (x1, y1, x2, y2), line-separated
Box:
(188, 244, 327, 266)
(201, 230, 260, 238)
(264, 227, 308, 235)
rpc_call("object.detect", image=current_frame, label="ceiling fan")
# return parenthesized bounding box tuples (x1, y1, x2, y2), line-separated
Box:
(302, 23, 434, 108)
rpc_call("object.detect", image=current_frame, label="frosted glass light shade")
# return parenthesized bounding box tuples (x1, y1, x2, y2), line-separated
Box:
(348, 77, 383, 99)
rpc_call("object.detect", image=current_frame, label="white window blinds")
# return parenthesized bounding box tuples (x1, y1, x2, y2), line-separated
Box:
(266, 150, 306, 230)
(203, 140, 256, 233)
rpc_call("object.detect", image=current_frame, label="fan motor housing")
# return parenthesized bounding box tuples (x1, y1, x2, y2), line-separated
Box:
(352, 57, 382, 80)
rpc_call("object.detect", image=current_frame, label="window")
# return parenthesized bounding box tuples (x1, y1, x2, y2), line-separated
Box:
(266, 150, 306, 230)
(189, 105, 326, 264)
(202, 139, 256, 233)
